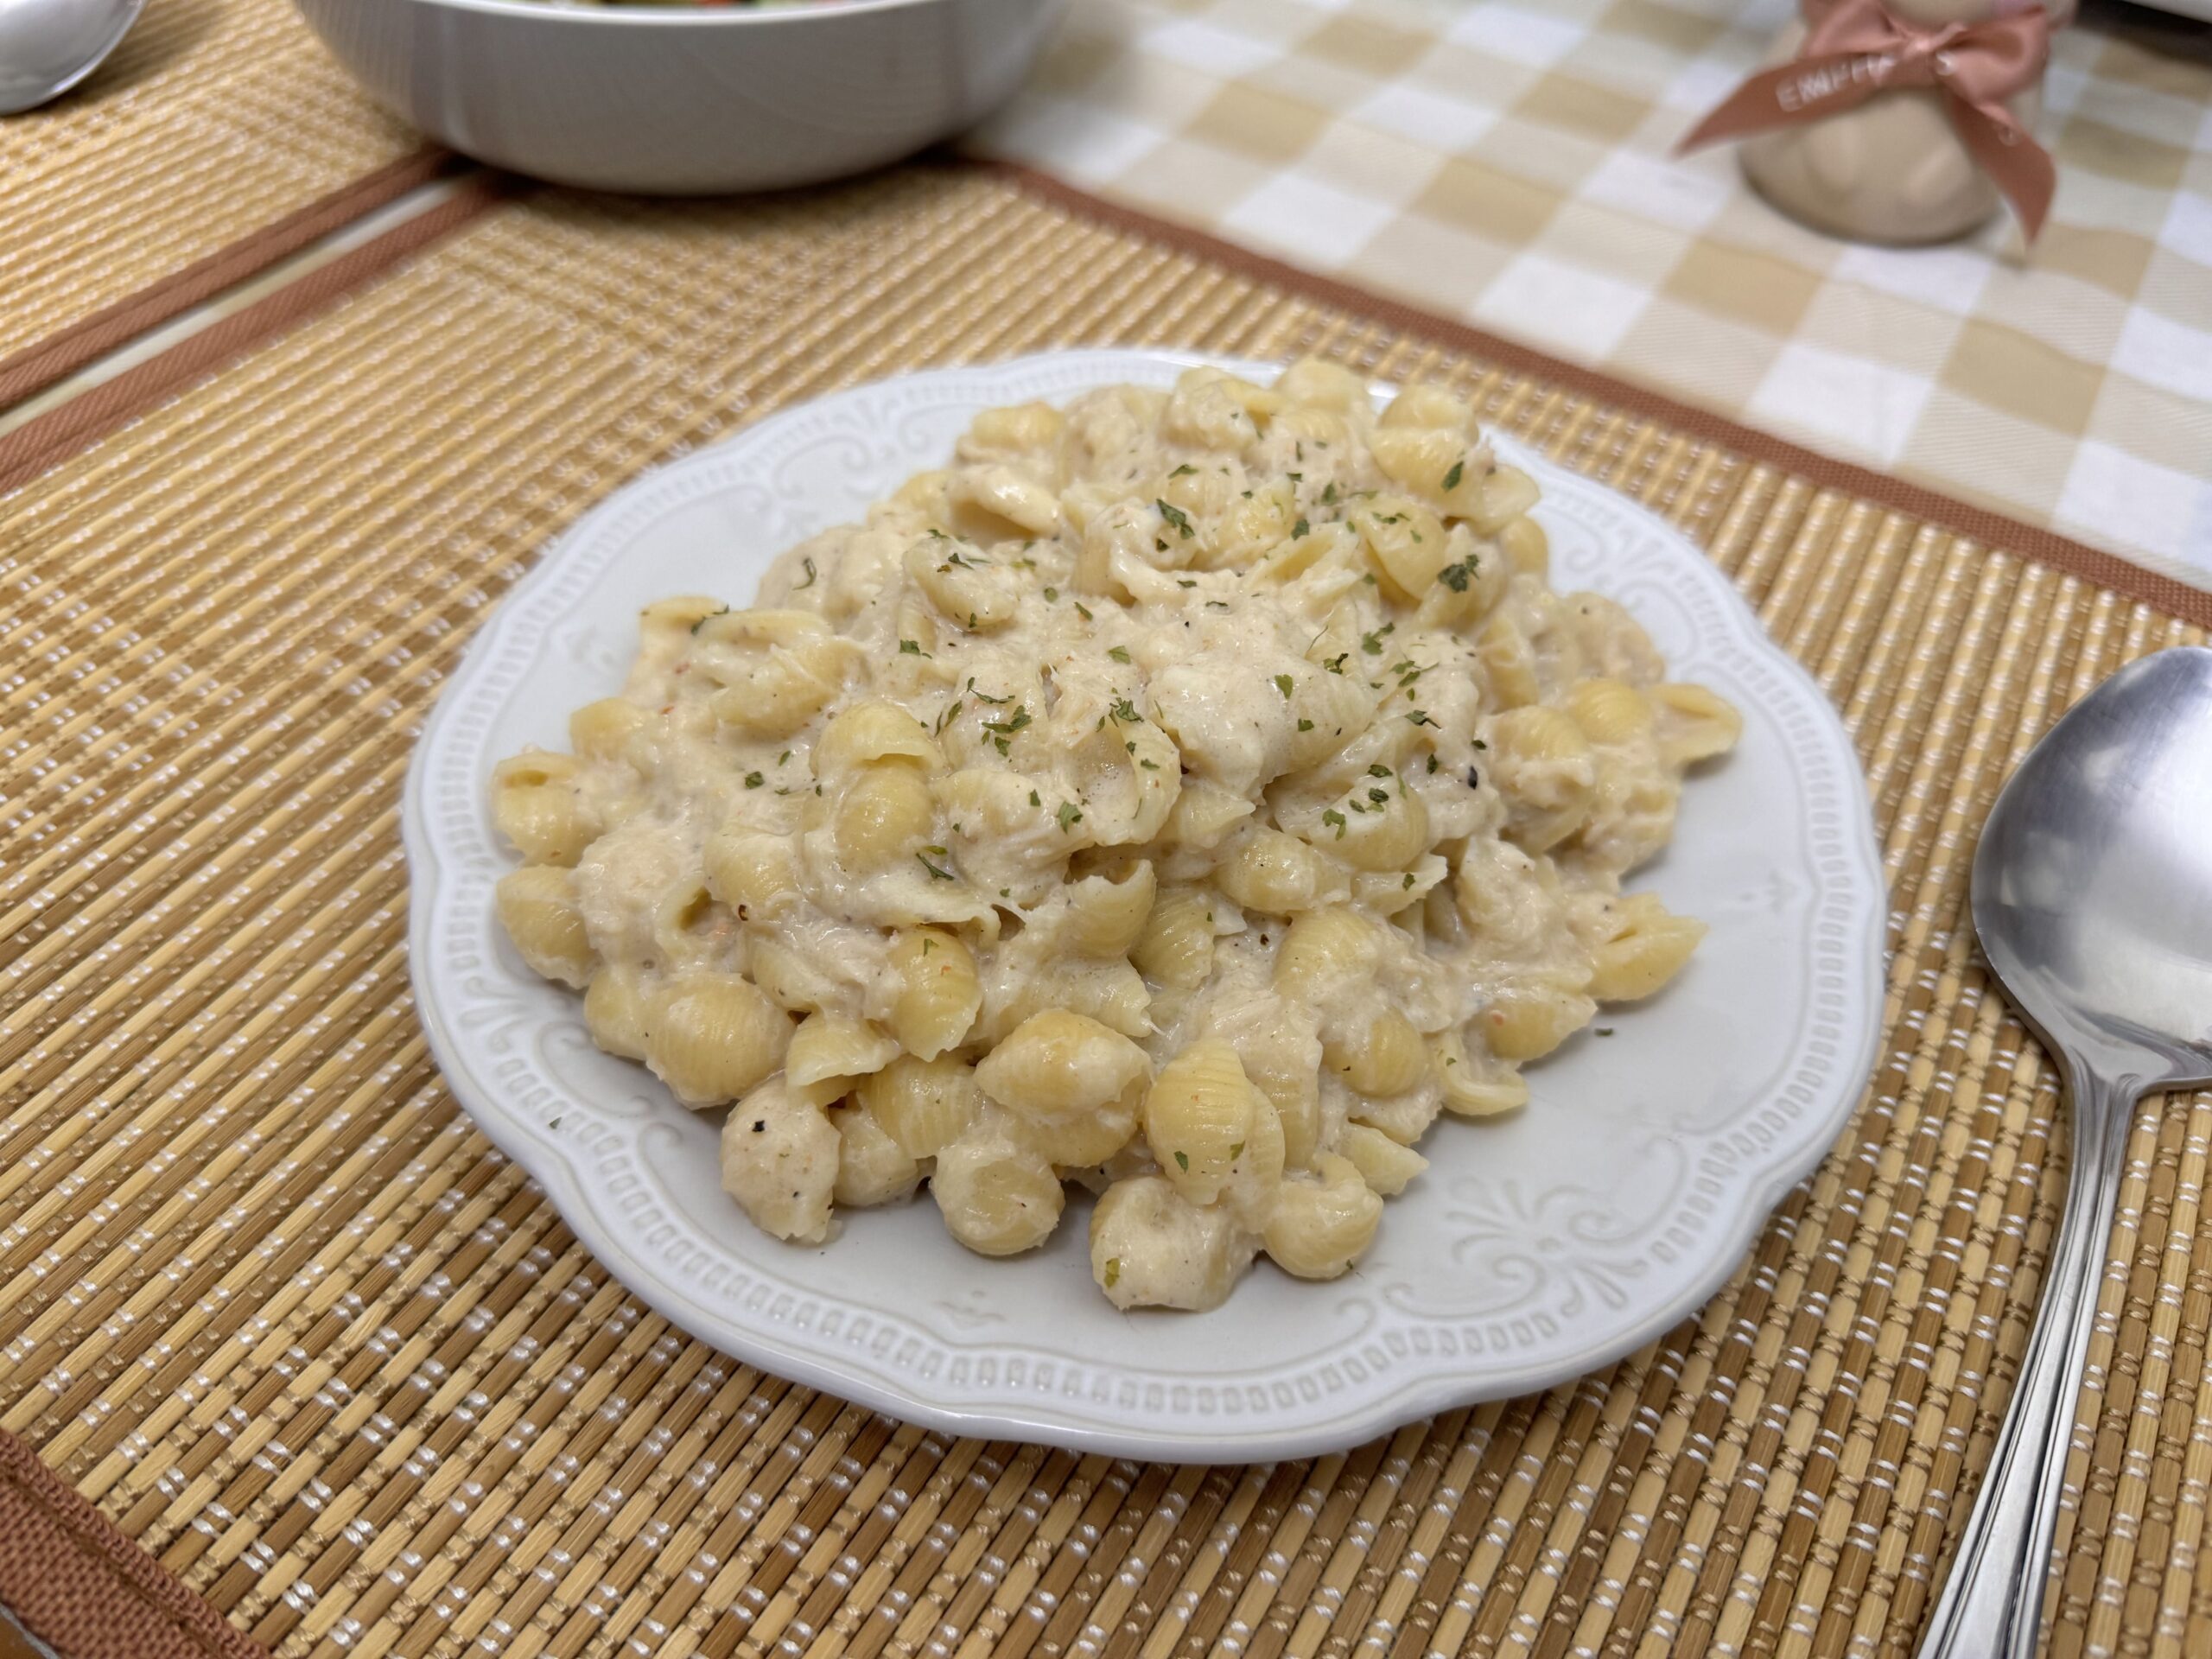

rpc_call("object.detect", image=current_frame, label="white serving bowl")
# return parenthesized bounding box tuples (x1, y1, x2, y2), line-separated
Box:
(292, 0, 1069, 195)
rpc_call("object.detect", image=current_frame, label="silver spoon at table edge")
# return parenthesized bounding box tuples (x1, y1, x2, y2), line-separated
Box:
(0, 0, 143, 115)
(1919, 645, 2212, 1659)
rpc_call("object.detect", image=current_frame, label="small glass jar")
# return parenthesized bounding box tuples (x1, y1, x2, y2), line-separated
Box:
(1739, 0, 2070, 245)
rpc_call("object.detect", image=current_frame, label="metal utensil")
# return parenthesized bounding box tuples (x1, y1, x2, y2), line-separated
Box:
(1923, 645, 2212, 1659)
(0, 0, 143, 115)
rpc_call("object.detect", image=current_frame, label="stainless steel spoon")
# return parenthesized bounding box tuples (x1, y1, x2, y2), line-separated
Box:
(0, 0, 143, 115)
(1922, 645, 2212, 1659)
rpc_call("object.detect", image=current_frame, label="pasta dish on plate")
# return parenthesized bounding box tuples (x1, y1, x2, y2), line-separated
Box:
(487, 359, 1740, 1310)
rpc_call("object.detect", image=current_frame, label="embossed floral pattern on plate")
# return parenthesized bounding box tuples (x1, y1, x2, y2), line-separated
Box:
(403, 351, 1888, 1462)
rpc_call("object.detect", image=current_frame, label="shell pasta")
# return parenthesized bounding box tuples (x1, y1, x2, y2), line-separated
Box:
(489, 360, 1739, 1309)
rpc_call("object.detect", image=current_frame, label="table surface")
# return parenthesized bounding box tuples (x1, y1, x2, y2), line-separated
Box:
(974, 0, 2212, 587)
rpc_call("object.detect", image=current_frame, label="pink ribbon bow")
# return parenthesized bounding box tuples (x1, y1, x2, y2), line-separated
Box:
(1678, 0, 2056, 240)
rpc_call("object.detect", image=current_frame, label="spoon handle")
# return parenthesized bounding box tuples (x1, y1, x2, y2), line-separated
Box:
(1916, 1064, 2138, 1659)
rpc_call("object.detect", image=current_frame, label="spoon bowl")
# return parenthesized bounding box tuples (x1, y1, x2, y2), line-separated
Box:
(1973, 645, 2212, 1090)
(0, 0, 143, 114)
(1922, 645, 2212, 1659)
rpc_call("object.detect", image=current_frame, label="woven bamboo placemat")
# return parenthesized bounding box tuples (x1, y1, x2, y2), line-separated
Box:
(3, 162, 2210, 1659)
(0, 0, 435, 407)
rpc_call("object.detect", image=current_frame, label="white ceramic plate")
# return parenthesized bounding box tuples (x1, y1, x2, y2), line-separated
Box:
(404, 350, 1887, 1463)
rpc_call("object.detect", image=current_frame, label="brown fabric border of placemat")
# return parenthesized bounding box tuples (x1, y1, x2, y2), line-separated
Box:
(0, 148, 456, 415)
(982, 161, 2212, 634)
(0, 1610, 53, 1659)
(0, 174, 509, 496)
(4, 149, 2202, 632)
(0, 1431, 270, 1659)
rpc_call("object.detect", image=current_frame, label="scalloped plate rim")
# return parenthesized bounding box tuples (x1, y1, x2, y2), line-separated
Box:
(403, 348, 1889, 1461)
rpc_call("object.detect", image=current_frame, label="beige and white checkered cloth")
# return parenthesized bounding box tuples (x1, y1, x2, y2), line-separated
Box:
(976, 0, 2212, 587)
